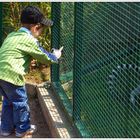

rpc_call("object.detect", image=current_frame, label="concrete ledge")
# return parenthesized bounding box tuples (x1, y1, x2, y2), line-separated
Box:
(36, 82, 77, 138)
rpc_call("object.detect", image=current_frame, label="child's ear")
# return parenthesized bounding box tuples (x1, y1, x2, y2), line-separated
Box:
(30, 24, 38, 32)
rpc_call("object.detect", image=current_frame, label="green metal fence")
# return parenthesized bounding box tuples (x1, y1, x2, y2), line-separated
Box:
(51, 2, 140, 138)
(51, 2, 74, 119)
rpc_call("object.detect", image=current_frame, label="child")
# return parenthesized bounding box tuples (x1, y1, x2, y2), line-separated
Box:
(0, 6, 62, 137)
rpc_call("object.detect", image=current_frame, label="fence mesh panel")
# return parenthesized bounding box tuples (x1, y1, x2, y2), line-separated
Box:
(51, 3, 74, 101)
(73, 3, 140, 137)
(52, 2, 140, 138)
(59, 3, 74, 101)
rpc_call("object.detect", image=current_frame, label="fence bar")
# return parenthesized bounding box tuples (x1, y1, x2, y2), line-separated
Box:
(51, 2, 61, 82)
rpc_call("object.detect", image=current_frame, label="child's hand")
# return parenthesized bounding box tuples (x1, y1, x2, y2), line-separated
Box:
(51, 46, 63, 59)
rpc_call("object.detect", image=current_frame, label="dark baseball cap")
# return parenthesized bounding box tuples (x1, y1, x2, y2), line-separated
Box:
(21, 6, 53, 26)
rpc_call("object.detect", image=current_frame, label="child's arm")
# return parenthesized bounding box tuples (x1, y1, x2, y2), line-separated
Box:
(28, 45, 58, 64)
(39, 47, 58, 62)
(17, 38, 60, 65)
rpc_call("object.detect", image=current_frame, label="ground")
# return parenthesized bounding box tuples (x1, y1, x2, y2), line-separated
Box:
(0, 66, 52, 138)
(28, 97, 52, 138)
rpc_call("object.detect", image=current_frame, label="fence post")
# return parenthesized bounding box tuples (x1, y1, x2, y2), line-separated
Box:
(51, 2, 61, 82)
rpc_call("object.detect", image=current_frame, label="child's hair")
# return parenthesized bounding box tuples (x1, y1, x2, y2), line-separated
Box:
(21, 6, 53, 27)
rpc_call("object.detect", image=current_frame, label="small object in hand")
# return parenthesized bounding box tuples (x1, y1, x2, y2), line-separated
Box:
(51, 46, 64, 59)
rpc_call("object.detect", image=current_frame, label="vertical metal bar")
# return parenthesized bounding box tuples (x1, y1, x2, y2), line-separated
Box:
(73, 2, 83, 122)
(51, 2, 61, 82)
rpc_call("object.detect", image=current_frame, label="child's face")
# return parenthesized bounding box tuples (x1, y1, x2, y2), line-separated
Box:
(31, 24, 45, 38)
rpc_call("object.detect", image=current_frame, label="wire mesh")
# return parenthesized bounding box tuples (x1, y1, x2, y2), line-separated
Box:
(51, 3, 74, 122)
(52, 3, 75, 101)
(51, 2, 61, 82)
(51, 2, 140, 138)
(73, 2, 140, 138)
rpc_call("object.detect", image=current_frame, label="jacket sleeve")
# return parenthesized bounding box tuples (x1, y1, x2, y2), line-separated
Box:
(17, 37, 58, 65)
(39, 47, 58, 62)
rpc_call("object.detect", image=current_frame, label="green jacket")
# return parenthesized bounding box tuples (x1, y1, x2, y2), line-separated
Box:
(0, 28, 56, 86)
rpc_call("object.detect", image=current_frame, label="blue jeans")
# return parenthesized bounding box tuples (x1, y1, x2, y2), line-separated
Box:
(0, 79, 31, 133)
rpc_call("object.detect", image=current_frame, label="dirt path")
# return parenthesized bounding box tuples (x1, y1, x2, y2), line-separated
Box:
(0, 97, 52, 138)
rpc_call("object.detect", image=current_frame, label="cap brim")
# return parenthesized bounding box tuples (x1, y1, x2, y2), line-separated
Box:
(41, 18, 53, 26)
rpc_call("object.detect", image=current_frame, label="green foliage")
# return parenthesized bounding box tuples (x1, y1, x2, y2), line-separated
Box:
(2, 2, 52, 51)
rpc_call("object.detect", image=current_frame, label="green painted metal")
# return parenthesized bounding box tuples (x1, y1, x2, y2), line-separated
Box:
(51, 2, 74, 103)
(52, 82, 73, 117)
(51, 2, 140, 138)
(60, 71, 73, 83)
(51, 2, 61, 82)
(73, 2, 88, 137)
